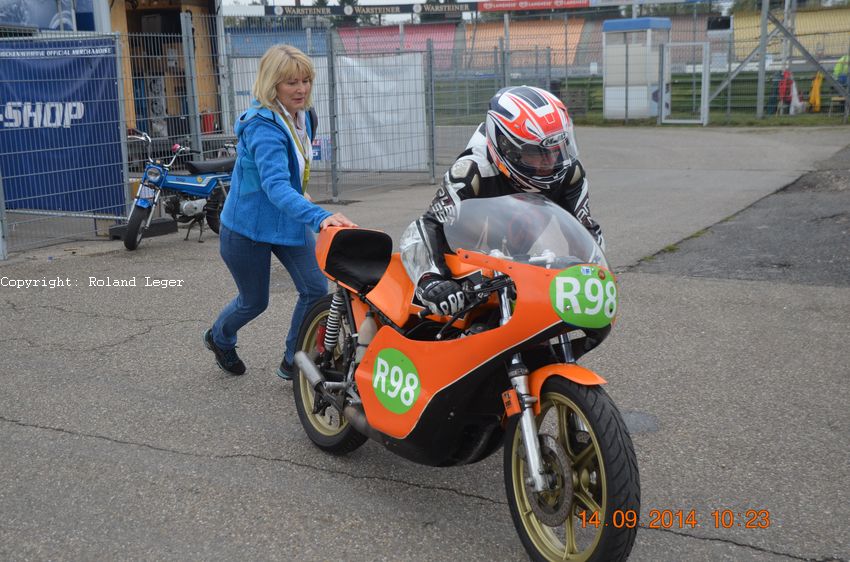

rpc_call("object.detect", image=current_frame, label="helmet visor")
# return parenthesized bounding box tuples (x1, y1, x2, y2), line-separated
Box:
(495, 127, 573, 181)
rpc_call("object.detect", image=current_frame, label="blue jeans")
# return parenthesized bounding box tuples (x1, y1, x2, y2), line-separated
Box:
(212, 225, 328, 363)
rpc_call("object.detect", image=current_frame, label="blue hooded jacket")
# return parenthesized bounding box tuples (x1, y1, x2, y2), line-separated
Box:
(220, 104, 331, 246)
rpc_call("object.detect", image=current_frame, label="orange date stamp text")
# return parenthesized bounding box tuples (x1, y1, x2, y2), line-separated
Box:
(579, 509, 771, 529)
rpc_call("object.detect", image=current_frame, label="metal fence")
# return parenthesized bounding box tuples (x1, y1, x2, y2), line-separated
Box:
(2, 5, 850, 258)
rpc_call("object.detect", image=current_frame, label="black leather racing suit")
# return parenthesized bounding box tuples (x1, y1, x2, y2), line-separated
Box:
(400, 123, 605, 284)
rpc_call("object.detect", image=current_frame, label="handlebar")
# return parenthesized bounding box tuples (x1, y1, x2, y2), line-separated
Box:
(418, 275, 515, 340)
(129, 133, 201, 168)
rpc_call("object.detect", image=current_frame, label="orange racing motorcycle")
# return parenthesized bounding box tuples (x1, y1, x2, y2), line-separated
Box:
(293, 193, 640, 561)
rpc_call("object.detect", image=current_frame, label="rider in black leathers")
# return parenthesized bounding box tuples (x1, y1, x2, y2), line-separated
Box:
(400, 85, 605, 316)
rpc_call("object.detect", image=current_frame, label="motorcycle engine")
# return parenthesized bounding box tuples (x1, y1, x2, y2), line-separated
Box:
(180, 198, 207, 217)
(163, 195, 207, 221)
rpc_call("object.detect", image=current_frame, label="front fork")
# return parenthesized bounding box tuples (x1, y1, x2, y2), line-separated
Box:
(134, 185, 161, 229)
(499, 282, 551, 493)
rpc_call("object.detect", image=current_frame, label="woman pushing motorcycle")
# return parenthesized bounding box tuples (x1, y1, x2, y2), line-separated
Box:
(203, 44, 355, 378)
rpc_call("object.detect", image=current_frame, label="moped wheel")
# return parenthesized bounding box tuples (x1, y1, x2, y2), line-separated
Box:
(504, 377, 640, 562)
(123, 205, 151, 251)
(292, 294, 367, 455)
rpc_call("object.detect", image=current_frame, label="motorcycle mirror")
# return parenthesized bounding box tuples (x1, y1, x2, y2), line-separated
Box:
(171, 143, 181, 153)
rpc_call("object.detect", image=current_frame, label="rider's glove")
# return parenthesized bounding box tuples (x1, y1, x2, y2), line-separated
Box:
(416, 273, 465, 316)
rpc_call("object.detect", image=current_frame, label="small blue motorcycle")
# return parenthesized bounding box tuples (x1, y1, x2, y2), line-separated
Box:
(124, 131, 235, 251)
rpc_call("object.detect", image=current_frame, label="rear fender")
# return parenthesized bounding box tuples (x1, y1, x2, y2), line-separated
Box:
(527, 364, 606, 416)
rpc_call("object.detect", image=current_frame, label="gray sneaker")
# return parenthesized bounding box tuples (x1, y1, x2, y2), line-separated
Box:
(203, 329, 246, 376)
(276, 357, 294, 381)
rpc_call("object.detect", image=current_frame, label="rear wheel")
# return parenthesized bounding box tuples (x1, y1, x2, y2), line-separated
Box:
(205, 186, 225, 234)
(292, 294, 367, 454)
(124, 205, 151, 251)
(504, 377, 640, 561)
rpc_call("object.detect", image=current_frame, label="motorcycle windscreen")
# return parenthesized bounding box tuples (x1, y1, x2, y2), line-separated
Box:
(443, 193, 608, 269)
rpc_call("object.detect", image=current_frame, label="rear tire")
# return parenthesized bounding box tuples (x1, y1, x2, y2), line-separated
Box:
(292, 294, 367, 455)
(124, 205, 151, 251)
(205, 211, 220, 235)
(205, 187, 225, 234)
(504, 377, 640, 561)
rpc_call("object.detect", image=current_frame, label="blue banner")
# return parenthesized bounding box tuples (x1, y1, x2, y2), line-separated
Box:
(0, 37, 124, 214)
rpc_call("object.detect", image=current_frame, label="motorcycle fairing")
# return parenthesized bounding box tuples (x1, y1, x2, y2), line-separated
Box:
(356, 251, 567, 440)
(376, 358, 510, 466)
(365, 253, 484, 328)
(162, 174, 228, 198)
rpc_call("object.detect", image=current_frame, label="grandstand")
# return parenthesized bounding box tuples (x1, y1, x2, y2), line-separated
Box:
(461, 18, 584, 72)
(732, 7, 850, 60)
(221, 9, 850, 83)
(336, 23, 457, 69)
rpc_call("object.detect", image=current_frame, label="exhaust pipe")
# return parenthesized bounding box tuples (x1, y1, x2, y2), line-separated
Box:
(294, 351, 324, 389)
(294, 351, 385, 443)
(343, 403, 384, 441)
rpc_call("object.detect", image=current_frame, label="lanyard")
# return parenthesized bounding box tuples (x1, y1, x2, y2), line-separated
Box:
(279, 106, 311, 193)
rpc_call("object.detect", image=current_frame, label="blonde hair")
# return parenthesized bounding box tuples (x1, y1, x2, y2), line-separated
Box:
(252, 44, 316, 112)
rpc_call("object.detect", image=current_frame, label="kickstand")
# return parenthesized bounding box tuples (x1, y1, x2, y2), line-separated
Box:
(184, 217, 205, 242)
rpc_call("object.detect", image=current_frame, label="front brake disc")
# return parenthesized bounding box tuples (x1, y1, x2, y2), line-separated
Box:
(523, 433, 573, 527)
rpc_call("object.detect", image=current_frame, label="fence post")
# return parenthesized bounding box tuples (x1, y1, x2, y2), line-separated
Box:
(114, 33, 132, 215)
(546, 47, 552, 92)
(0, 172, 7, 261)
(503, 13, 511, 87)
(426, 39, 437, 185)
(563, 13, 569, 97)
(624, 32, 630, 122)
(756, 0, 770, 119)
(181, 12, 204, 158)
(226, 34, 237, 131)
(326, 31, 340, 201)
(216, 11, 233, 135)
(845, 41, 850, 124)
(727, 34, 733, 120)
(494, 45, 501, 89)
(657, 43, 665, 125)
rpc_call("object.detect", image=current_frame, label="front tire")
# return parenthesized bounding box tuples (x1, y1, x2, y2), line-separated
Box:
(123, 205, 151, 251)
(292, 294, 367, 455)
(504, 377, 640, 562)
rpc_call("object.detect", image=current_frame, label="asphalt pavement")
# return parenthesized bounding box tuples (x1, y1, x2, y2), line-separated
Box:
(1, 126, 848, 561)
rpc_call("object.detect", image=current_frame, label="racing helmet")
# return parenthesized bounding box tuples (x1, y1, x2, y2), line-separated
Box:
(485, 86, 578, 192)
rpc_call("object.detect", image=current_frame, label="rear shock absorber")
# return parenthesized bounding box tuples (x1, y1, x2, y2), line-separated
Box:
(322, 290, 345, 354)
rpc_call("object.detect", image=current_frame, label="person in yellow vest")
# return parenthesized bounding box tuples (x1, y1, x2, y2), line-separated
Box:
(833, 54, 849, 87)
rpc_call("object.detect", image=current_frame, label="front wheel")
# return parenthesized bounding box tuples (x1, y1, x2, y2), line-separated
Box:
(292, 294, 367, 455)
(124, 205, 151, 251)
(504, 377, 640, 562)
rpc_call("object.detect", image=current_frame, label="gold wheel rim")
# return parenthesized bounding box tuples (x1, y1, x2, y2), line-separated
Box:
(510, 391, 607, 561)
(297, 309, 349, 437)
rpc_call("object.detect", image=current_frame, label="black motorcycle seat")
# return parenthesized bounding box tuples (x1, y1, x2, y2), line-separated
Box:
(324, 229, 393, 293)
(186, 157, 236, 174)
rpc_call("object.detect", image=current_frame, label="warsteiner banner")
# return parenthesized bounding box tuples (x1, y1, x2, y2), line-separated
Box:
(264, 1, 583, 15)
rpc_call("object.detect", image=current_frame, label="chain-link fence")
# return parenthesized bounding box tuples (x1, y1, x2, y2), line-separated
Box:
(2, 4, 850, 258)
